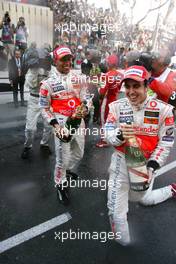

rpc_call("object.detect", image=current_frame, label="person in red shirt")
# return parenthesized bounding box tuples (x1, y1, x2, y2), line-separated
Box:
(147, 49, 176, 107)
(96, 54, 124, 147)
(124, 49, 176, 109)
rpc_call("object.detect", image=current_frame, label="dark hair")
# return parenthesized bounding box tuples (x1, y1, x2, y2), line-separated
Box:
(139, 53, 153, 71)
(3, 11, 11, 23)
(4, 11, 9, 17)
(144, 79, 148, 87)
(151, 50, 171, 66)
(126, 51, 153, 71)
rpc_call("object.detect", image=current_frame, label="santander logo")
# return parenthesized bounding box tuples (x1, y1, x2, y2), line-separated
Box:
(134, 125, 158, 134)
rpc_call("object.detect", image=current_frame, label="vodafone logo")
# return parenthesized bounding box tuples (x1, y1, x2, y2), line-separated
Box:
(150, 101, 157, 108)
(68, 99, 76, 108)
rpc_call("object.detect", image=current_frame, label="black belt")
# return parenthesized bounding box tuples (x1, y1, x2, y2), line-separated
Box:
(30, 93, 39, 98)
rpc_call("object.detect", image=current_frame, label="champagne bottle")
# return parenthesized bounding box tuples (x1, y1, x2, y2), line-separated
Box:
(60, 104, 85, 143)
(65, 114, 82, 135)
(125, 122, 150, 191)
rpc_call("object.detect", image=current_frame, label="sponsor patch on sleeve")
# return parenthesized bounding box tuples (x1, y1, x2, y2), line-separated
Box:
(40, 88, 48, 96)
(162, 136, 174, 142)
(39, 97, 49, 107)
(165, 116, 174, 126)
(106, 113, 117, 123)
(105, 123, 116, 130)
(166, 127, 174, 136)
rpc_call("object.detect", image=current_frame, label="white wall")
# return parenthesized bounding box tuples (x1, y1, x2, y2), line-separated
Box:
(0, 0, 53, 48)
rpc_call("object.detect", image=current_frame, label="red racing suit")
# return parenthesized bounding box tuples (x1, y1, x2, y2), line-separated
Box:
(105, 96, 174, 245)
(99, 69, 124, 125)
(39, 67, 89, 185)
(149, 67, 176, 104)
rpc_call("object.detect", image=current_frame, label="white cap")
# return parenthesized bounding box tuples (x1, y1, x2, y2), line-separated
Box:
(78, 45, 83, 50)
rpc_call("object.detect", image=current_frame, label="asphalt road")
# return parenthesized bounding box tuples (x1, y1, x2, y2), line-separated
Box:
(0, 102, 176, 264)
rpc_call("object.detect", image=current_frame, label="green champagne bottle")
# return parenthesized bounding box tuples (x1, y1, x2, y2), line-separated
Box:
(60, 104, 84, 143)
(125, 124, 150, 191)
(65, 115, 81, 135)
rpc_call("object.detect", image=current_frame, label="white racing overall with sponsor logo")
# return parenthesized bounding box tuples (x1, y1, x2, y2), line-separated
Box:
(39, 67, 90, 184)
(24, 67, 52, 148)
(105, 96, 175, 245)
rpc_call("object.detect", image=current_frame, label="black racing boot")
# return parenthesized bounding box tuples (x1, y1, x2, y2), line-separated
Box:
(66, 170, 78, 181)
(40, 145, 52, 156)
(56, 182, 70, 206)
(21, 147, 31, 159)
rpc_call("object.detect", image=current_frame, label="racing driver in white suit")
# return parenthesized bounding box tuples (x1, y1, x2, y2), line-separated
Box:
(105, 65, 176, 245)
(39, 46, 89, 205)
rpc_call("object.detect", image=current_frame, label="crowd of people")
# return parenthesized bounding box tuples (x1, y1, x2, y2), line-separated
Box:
(48, 0, 164, 53)
(1, 0, 176, 247)
(49, 0, 116, 49)
(0, 12, 28, 58)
